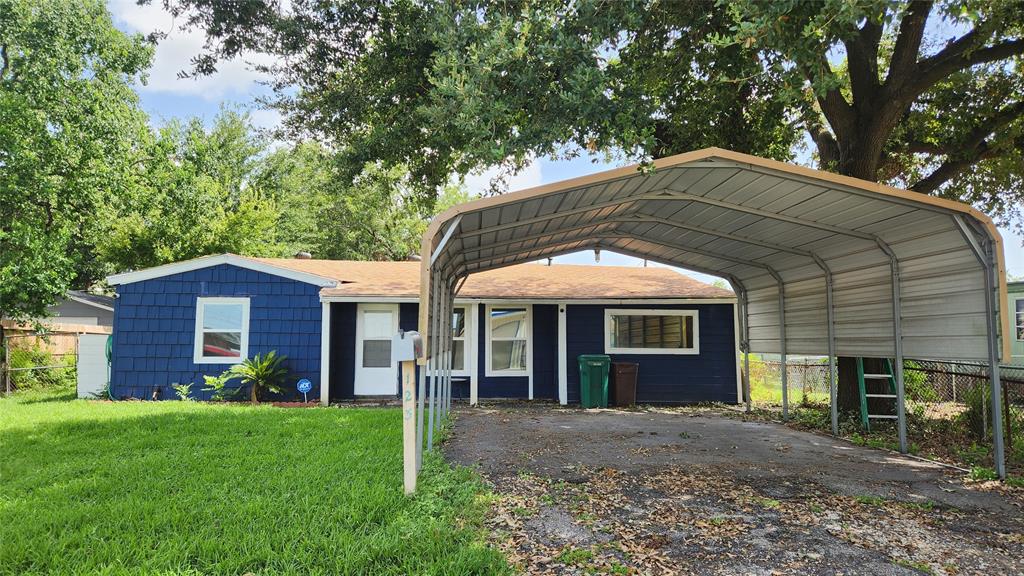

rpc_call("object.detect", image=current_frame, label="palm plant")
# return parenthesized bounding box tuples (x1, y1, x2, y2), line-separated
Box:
(225, 351, 289, 404)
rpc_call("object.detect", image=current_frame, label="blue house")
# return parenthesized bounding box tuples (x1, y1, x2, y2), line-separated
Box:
(106, 254, 739, 404)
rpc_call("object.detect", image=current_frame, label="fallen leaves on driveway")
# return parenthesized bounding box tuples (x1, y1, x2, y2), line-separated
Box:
(484, 465, 1024, 575)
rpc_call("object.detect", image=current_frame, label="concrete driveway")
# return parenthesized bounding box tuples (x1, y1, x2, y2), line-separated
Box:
(445, 404, 1024, 575)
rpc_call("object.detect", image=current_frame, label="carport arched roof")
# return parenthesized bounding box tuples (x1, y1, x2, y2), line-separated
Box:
(419, 148, 1010, 363)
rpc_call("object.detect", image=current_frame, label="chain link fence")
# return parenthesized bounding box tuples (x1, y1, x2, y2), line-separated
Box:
(2, 332, 78, 394)
(746, 354, 1024, 472)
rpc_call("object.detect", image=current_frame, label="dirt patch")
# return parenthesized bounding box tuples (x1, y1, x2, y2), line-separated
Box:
(446, 403, 1024, 575)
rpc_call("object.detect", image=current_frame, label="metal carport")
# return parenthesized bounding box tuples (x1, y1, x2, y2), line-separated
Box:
(409, 147, 1011, 485)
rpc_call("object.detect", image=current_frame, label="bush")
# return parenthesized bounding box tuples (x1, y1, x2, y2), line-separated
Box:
(8, 345, 76, 391)
(903, 361, 938, 403)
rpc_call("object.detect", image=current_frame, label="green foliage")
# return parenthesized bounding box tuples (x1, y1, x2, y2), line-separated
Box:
(903, 361, 938, 403)
(160, 0, 1024, 232)
(968, 466, 1000, 481)
(171, 383, 193, 401)
(0, 392, 510, 574)
(8, 345, 75, 391)
(0, 0, 152, 322)
(96, 110, 285, 270)
(223, 350, 288, 404)
(201, 373, 240, 402)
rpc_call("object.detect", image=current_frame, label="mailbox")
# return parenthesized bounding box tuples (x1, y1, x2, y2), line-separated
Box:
(391, 330, 423, 362)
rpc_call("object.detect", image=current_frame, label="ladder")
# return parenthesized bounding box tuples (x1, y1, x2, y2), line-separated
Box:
(857, 357, 897, 431)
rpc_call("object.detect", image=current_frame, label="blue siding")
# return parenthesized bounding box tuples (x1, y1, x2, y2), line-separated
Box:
(324, 301, 735, 404)
(111, 264, 322, 401)
(329, 302, 357, 400)
(532, 304, 558, 400)
(475, 304, 528, 398)
(565, 303, 737, 404)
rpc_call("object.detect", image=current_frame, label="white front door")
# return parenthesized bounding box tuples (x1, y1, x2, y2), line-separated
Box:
(354, 304, 399, 395)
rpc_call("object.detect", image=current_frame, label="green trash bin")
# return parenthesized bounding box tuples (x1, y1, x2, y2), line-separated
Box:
(578, 354, 611, 408)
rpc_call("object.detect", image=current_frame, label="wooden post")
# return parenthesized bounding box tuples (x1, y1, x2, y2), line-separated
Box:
(401, 359, 416, 495)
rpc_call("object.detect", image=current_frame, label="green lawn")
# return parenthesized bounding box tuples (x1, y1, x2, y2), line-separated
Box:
(0, 388, 508, 575)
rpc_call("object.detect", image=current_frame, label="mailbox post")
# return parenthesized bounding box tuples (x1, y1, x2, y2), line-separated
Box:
(392, 330, 423, 494)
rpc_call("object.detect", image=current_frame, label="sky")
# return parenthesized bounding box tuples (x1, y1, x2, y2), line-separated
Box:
(109, 1, 1023, 283)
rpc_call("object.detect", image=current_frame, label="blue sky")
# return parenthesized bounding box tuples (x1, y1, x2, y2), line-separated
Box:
(109, 1, 1023, 282)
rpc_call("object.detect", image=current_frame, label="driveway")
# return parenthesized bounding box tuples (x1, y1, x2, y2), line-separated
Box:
(445, 404, 1024, 575)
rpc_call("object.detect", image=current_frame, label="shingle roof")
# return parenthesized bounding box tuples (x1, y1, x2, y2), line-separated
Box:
(253, 258, 734, 300)
(67, 290, 115, 310)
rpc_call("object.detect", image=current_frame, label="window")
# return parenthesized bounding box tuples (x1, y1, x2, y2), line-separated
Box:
(451, 307, 466, 372)
(487, 305, 529, 375)
(605, 309, 699, 355)
(194, 297, 250, 364)
(1016, 298, 1024, 341)
(361, 309, 394, 368)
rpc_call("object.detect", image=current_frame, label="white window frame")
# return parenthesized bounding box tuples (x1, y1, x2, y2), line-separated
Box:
(1015, 296, 1024, 342)
(485, 304, 531, 377)
(604, 309, 700, 355)
(450, 305, 473, 377)
(193, 297, 250, 364)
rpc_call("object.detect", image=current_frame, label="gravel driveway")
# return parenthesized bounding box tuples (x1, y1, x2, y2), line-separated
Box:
(445, 403, 1024, 575)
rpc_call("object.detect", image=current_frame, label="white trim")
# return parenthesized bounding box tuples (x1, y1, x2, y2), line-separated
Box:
(65, 294, 114, 312)
(557, 302, 567, 405)
(320, 302, 331, 406)
(603, 309, 700, 355)
(319, 295, 735, 305)
(193, 297, 250, 364)
(485, 303, 532, 378)
(107, 253, 338, 287)
(450, 304, 473, 377)
(469, 303, 479, 405)
(354, 303, 400, 395)
(1012, 295, 1024, 342)
(733, 301, 742, 405)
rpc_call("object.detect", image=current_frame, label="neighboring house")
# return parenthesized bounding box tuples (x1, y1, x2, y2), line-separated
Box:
(1010, 281, 1024, 366)
(44, 291, 115, 328)
(106, 254, 739, 404)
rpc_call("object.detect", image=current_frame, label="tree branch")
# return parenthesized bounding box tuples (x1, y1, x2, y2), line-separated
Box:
(910, 143, 1001, 194)
(843, 18, 883, 107)
(904, 98, 1024, 155)
(885, 0, 933, 88)
(800, 55, 855, 142)
(0, 44, 9, 79)
(909, 38, 1024, 97)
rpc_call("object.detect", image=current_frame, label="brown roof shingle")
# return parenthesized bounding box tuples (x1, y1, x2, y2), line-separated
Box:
(254, 258, 734, 300)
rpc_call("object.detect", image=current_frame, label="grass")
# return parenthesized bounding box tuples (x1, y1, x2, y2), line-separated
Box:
(0, 387, 508, 575)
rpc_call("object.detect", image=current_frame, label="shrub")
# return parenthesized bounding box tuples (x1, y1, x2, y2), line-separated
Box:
(171, 383, 193, 401)
(8, 345, 76, 391)
(224, 350, 288, 404)
(201, 373, 241, 401)
(903, 361, 938, 403)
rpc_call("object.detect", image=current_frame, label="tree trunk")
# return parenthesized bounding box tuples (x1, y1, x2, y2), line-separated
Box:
(250, 383, 258, 405)
(837, 356, 893, 420)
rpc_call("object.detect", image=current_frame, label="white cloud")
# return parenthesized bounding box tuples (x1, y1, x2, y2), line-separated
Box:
(462, 160, 543, 197)
(248, 107, 283, 131)
(109, 0, 274, 100)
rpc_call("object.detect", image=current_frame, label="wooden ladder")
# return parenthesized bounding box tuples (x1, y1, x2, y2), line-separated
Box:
(857, 357, 897, 431)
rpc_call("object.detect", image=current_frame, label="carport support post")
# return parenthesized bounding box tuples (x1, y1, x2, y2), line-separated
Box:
(983, 240, 1007, 479)
(880, 242, 908, 454)
(447, 287, 456, 413)
(427, 274, 440, 449)
(775, 276, 789, 420)
(819, 258, 838, 437)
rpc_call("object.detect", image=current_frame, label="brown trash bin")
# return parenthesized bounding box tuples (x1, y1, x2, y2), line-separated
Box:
(611, 362, 639, 407)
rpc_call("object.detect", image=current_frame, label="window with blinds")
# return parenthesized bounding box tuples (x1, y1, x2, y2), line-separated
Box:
(605, 310, 699, 355)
